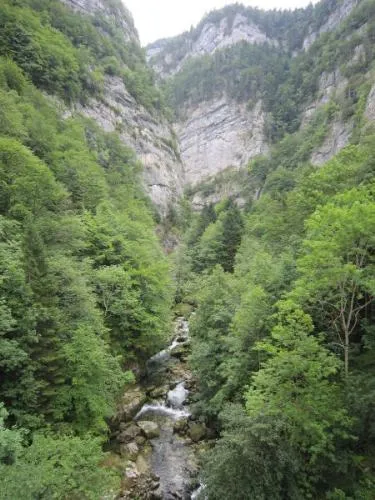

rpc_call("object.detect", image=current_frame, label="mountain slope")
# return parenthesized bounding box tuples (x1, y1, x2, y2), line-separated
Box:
(0, 1, 175, 497)
(147, 0, 375, 205)
(7, 0, 184, 213)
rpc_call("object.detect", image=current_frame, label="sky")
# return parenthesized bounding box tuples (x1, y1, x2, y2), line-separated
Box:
(124, 0, 319, 46)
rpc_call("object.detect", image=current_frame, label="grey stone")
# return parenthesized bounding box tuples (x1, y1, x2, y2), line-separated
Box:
(120, 441, 139, 460)
(150, 386, 169, 398)
(135, 435, 146, 446)
(176, 98, 268, 188)
(119, 387, 147, 422)
(173, 417, 189, 435)
(137, 421, 160, 439)
(118, 423, 142, 443)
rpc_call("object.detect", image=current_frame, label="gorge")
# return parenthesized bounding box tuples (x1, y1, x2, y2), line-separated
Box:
(0, 0, 375, 499)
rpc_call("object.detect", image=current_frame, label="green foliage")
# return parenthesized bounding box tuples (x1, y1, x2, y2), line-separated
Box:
(0, 9, 173, 490)
(203, 303, 352, 499)
(180, 134, 375, 494)
(0, 0, 166, 111)
(167, 2, 375, 495)
(189, 267, 239, 419)
(188, 199, 244, 273)
(0, 403, 22, 465)
(291, 185, 375, 375)
(0, 433, 118, 499)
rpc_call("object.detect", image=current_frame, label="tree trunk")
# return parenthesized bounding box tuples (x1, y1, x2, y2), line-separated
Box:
(344, 332, 349, 377)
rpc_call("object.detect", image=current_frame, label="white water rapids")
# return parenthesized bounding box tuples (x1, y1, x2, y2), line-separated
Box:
(133, 318, 203, 499)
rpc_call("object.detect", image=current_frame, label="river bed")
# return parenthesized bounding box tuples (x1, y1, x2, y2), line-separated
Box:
(117, 318, 204, 499)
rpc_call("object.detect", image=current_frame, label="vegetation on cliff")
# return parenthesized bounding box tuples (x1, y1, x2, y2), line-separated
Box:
(0, 4, 173, 495)
(175, 133, 375, 498)
(1, 0, 166, 111)
(163, 0, 375, 140)
(1, 0, 375, 498)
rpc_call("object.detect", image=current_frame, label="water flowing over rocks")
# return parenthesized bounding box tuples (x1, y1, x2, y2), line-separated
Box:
(115, 318, 206, 500)
(167, 383, 189, 409)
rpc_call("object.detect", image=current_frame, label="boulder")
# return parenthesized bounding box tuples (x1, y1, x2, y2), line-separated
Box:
(118, 423, 142, 443)
(137, 420, 160, 439)
(173, 417, 189, 435)
(150, 385, 169, 399)
(136, 454, 150, 474)
(170, 344, 189, 360)
(188, 422, 207, 442)
(122, 462, 139, 490)
(150, 487, 163, 500)
(149, 479, 160, 491)
(175, 335, 187, 343)
(119, 386, 147, 422)
(135, 435, 146, 446)
(120, 441, 139, 460)
(150, 489, 163, 500)
(206, 426, 217, 440)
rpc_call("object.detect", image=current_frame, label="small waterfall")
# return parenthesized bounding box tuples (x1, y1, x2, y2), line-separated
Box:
(167, 382, 189, 409)
(191, 484, 205, 499)
(135, 402, 190, 421)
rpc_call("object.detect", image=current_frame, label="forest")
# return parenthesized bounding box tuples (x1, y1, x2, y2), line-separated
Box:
(0, 0, 375, 498)
(0, 1, 173, 497)
(175, 135, 375, 499)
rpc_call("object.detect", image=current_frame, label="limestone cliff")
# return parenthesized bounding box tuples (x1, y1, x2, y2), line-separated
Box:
(176, 98, 268, 186)
(147, 12, 277, 78)
(60, 0, 138, 41)
(60, 0, 184, 213)
(302, 0, 360, 50)
(147, 0, 374, 198)
(59, 0, 375, 210)
(74, 75, 183, 210)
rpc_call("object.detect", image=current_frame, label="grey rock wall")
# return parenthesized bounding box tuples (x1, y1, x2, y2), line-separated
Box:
(59, 0, 184, 213)
(176, 98, 268, 186)
(365, 83, 375, 122)
(76, 76, 184, 212)
(60, 0, 138, 42)
(311, 120, 353, 166)
(148, 12, 276, 78)
(303, 0, 359, 50)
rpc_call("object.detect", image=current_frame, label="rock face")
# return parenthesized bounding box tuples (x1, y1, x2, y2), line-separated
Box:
(146, 1, 368, 198)
(61, 0, 373, 210)
(60, 0, 138, 43)
(177, 98, 268, 186)
(76, 75, 184, 211)
(311, 120, 353, 166)
(301, 70, 348, 127)
(303, 0, 359, 50)
(60, 0, 184, 213)
(365, 83, 375, 122)
(148, 12, 276, 78)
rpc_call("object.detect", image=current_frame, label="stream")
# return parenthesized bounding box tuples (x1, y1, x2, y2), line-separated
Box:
(117, 318, 204, 500)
